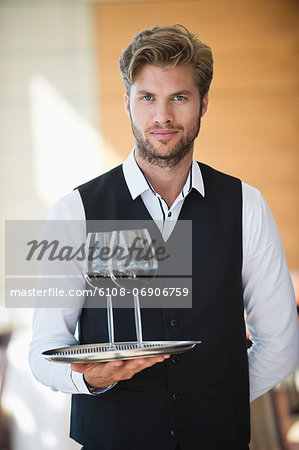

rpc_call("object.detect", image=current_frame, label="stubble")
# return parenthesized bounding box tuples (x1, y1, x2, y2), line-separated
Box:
(130, 109, 202, 169)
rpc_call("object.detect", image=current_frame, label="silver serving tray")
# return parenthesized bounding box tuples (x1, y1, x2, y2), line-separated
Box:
(41, 340, 201, 363)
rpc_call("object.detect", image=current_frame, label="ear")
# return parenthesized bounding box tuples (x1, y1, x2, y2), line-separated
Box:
(124, 92, 130, 117)
(201, 93, 209, 117)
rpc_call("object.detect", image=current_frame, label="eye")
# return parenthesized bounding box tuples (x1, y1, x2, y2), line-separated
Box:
(174, 95, 186, 101)
(142, 95, 153, 101)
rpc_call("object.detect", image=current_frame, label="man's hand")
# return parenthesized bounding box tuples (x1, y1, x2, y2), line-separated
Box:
(71, 355, 170, 389)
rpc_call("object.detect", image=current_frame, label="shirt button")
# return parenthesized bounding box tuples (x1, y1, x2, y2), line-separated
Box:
(170, 319, 179, 327)
(168, 211, 172, 217)
(172, 392, 182, 400)
(170, 430, 176, 438)
(171, 355, 180, 363)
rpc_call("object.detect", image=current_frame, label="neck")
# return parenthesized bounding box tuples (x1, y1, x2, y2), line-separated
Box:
(134, 149, 193, 207)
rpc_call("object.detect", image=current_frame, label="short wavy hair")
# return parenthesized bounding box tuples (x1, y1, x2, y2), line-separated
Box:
(119, 24, 213, 98)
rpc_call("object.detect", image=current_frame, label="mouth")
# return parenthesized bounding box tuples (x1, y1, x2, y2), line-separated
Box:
(150, 130, 179, 140)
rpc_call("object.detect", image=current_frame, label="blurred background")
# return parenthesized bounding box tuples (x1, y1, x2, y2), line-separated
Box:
(0, 0, 298, 449)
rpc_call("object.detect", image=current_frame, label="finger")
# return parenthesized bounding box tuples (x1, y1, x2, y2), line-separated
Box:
(123, 355, 166, 373)
(100, 360, 124, 377)
(70, 363, 89, 373)
(135, 354, 171, 371)
(71, 355, 169, 378)
(119, 356, 166, 381)
(122, 357, 150, 371)
(104, 360, 124, 369)
(71, 360, 122, 374)
(140, 355, 166, 368)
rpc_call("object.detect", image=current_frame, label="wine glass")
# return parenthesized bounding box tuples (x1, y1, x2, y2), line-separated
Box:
(42, 228, 201, 364)
(84, 231, 116, 349)
(108, 228, 158, 348)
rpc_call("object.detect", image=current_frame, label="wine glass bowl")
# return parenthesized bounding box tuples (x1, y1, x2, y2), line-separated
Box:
(108, 228, 158, 290)
(84, 230, 113, 290)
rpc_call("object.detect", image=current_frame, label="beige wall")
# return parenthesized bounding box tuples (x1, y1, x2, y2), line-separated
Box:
(93, 0, 299, 269)
(0, 1, 95, 448)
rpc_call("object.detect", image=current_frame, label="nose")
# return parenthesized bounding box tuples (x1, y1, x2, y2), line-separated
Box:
(153, 101, 173, 125)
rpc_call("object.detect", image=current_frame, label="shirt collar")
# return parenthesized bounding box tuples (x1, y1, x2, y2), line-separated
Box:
(122, 148, 205, 200)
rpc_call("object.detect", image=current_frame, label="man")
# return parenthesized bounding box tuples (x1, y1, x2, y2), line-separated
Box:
(29, 25, 299, 449)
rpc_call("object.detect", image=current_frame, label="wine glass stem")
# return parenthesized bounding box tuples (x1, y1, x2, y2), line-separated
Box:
(106, 294, 115, 347)
(134, 294, 143, 347)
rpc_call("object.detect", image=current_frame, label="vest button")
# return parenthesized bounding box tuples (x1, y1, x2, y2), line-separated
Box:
(170, 318, 179, 327)
(172, 392, 182, 400)
(170, 429, 176, 438)
(171, 355, 180, 363)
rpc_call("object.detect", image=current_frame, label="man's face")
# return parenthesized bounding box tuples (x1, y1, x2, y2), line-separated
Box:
(125, 64, 208, 168)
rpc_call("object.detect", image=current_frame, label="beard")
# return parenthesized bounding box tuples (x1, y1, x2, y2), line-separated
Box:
(130, 109, 202, 169)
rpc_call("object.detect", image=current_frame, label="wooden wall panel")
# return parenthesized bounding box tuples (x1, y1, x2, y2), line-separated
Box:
(93, 0, 299, 268)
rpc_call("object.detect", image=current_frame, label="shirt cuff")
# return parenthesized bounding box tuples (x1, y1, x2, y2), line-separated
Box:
(70, 370, 90, 394)
(83, 375, 117, 395)
(70, 370, 116, 395)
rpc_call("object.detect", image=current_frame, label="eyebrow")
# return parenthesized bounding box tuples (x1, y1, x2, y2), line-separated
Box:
(136, 89, 193, 96)
(171, 90, 193, 96)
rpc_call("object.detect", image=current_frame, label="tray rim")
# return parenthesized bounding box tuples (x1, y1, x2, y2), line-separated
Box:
(41, 340, 201, 363)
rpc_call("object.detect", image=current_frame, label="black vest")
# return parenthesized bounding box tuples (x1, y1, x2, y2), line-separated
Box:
(70, 163, 250, 450)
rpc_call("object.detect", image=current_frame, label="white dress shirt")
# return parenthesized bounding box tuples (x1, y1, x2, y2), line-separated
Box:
(29, 150, 299, 401)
